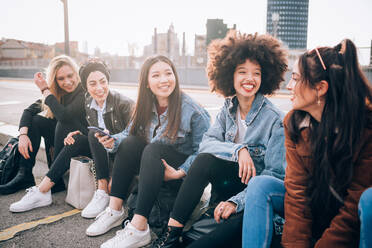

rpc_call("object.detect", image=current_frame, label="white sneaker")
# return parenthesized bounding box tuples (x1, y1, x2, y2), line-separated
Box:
(81, 189, 110, 218)
(9, 186, 52, 213)
(86, 207, 125, 236)
(100, 220, 151, 248)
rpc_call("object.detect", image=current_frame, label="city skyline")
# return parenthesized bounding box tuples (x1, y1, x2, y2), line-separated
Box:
(1, 0, 371, 64)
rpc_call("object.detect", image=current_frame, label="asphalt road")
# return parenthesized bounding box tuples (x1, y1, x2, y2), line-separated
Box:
(0, 79, 292, 248)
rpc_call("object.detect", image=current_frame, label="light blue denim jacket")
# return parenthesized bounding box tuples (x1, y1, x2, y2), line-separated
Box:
(108, 93, 211, 173)
(199, 93, 286, 212)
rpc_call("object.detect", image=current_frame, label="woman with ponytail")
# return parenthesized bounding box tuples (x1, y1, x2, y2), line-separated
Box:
(243, 39, 372, 247)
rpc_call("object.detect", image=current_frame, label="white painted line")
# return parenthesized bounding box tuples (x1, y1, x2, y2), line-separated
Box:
(0, 101, 21, 106)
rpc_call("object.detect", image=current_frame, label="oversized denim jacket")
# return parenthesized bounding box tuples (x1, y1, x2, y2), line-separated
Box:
(108, 93, 211, 173)
(199, 93, 286, 212)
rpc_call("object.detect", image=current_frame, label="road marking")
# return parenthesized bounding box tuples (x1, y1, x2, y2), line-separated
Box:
(0, 209, 81, 242)
(0, 101, 21, 106)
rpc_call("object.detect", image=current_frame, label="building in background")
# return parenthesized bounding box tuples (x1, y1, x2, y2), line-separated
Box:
(206, 19, 236, 46)
(143, 24, 180, 64)
(193, 34, 207, 67)
(266, 0, 309, 50)
(0, 38, 52, 60)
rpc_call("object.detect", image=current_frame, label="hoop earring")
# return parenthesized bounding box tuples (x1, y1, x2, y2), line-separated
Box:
(317, 91, 321, 106)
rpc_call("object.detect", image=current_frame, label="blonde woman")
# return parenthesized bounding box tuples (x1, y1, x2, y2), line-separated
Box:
(1, 55, 88, 202)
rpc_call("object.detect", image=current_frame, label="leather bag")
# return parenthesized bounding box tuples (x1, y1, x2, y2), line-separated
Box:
(0, 137, 20, 185)
(65, 156, 96, 209)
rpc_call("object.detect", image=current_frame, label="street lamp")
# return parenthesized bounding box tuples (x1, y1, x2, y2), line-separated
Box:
(60, 0, 70, 55)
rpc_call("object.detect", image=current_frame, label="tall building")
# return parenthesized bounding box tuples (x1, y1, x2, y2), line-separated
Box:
(266, 0, 309, 49)
(143, 24, 180, 63)
(206, 19, 236, 46)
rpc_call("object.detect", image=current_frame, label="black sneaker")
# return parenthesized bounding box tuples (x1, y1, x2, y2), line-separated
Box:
(151, 226, 183, 248)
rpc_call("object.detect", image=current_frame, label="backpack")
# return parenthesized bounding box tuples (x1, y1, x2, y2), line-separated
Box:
(0, 137, 20, 185)
(125, 180, 181, 235)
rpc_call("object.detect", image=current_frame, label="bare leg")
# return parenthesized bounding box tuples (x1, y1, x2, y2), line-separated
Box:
(97, 178, 109, 194)
(109, 196, 123, 211)
(131, 214, 149, 231)
(168, 218, 184, 228)
(38, 176, 55, 193)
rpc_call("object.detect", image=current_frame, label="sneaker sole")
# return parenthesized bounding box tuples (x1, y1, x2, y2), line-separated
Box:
(9, 199, 52, 213)
(86, 216, 125, 236)
(81, 211, 100, 219)
(131, 235, 151, 248)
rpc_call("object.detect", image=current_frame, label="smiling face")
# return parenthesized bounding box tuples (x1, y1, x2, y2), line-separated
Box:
(286, 60, 318, 112)
(147, 61, 176, 105)
(233, 59, 262, 101)
(86, 71, 109, 106)
(55, 65, 78, 93)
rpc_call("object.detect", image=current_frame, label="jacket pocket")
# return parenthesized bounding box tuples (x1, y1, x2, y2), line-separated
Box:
(247, 144, 266, 174)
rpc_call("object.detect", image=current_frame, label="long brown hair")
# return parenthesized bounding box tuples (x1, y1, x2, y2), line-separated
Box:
(43, 55, 80, 118)
(287, 39, 372, 239)
(129, 55, 182, 141)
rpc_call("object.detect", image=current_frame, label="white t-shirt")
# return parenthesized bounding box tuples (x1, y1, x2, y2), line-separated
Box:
(234, 107, 247, 144)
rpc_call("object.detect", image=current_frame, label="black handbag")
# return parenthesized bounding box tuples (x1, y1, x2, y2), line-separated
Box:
(0, 137, 20, 185)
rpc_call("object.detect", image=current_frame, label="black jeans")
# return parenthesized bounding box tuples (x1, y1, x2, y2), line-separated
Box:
(109, 136, 188, 219)
(46, 133, 90, 183)
(87, 130, 112, 180)
(46, 129, 110, 184)
(170, 153, 246, 225)
(19, 115, 56, 170)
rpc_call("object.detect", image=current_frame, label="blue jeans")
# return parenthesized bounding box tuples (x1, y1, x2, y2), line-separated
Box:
(242, 175, 285, 248)
(359, 187, 372, 248)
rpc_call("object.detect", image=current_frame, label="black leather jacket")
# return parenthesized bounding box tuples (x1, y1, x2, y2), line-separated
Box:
(85, 90, 134, 134)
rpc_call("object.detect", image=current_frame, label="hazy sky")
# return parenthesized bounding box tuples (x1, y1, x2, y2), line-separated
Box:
(1, 0, 371, 64)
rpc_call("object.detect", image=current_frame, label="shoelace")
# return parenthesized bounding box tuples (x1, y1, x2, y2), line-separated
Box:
(23, 187, 37, 199)
(95, 207, 113, 222)
(153, 229, 170, 247)
(108, 220, 132, 245)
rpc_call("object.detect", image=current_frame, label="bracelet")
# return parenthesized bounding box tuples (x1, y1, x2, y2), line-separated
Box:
(19, 133, 28, 137)
(41, 86, 49, 94)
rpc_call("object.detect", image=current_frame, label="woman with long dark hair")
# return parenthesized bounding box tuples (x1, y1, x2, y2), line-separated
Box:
(283, 39, 372, 247)
(243, 39, 372, 247)
(86, 55, 210, 248)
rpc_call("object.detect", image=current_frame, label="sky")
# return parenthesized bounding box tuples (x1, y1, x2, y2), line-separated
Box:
(1, 0, 372, 64)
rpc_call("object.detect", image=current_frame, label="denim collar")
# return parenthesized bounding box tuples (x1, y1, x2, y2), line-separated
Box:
(151, 103, 168, 117)
(228, 93, 265, 126)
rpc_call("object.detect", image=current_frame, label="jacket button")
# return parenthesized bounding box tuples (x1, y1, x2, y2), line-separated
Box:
(87, 116, 90, 118)
(114, 120, 117, 123)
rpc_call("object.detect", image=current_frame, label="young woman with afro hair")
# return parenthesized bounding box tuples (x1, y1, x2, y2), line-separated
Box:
(152, 30, 288, 248)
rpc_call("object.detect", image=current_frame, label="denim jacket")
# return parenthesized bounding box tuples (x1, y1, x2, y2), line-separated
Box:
(108, 93, 211, 173)
(199, 93, 286, 212)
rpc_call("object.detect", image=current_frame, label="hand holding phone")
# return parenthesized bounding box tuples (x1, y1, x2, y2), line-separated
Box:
(87, 126, 114, 139)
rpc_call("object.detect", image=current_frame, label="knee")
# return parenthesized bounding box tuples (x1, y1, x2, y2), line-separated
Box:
(359, 188, 372, 219)
(245, 176, 279, 200)
(142, 143, 164, 155)
(187, 153, 215, 175)
(117, 135, 145, 154)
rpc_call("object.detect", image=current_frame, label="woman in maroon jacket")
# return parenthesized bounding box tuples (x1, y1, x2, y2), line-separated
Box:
(282, 39, 372, 247)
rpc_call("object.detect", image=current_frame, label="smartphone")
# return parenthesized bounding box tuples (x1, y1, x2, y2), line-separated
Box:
(87, 126, 114, 139)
